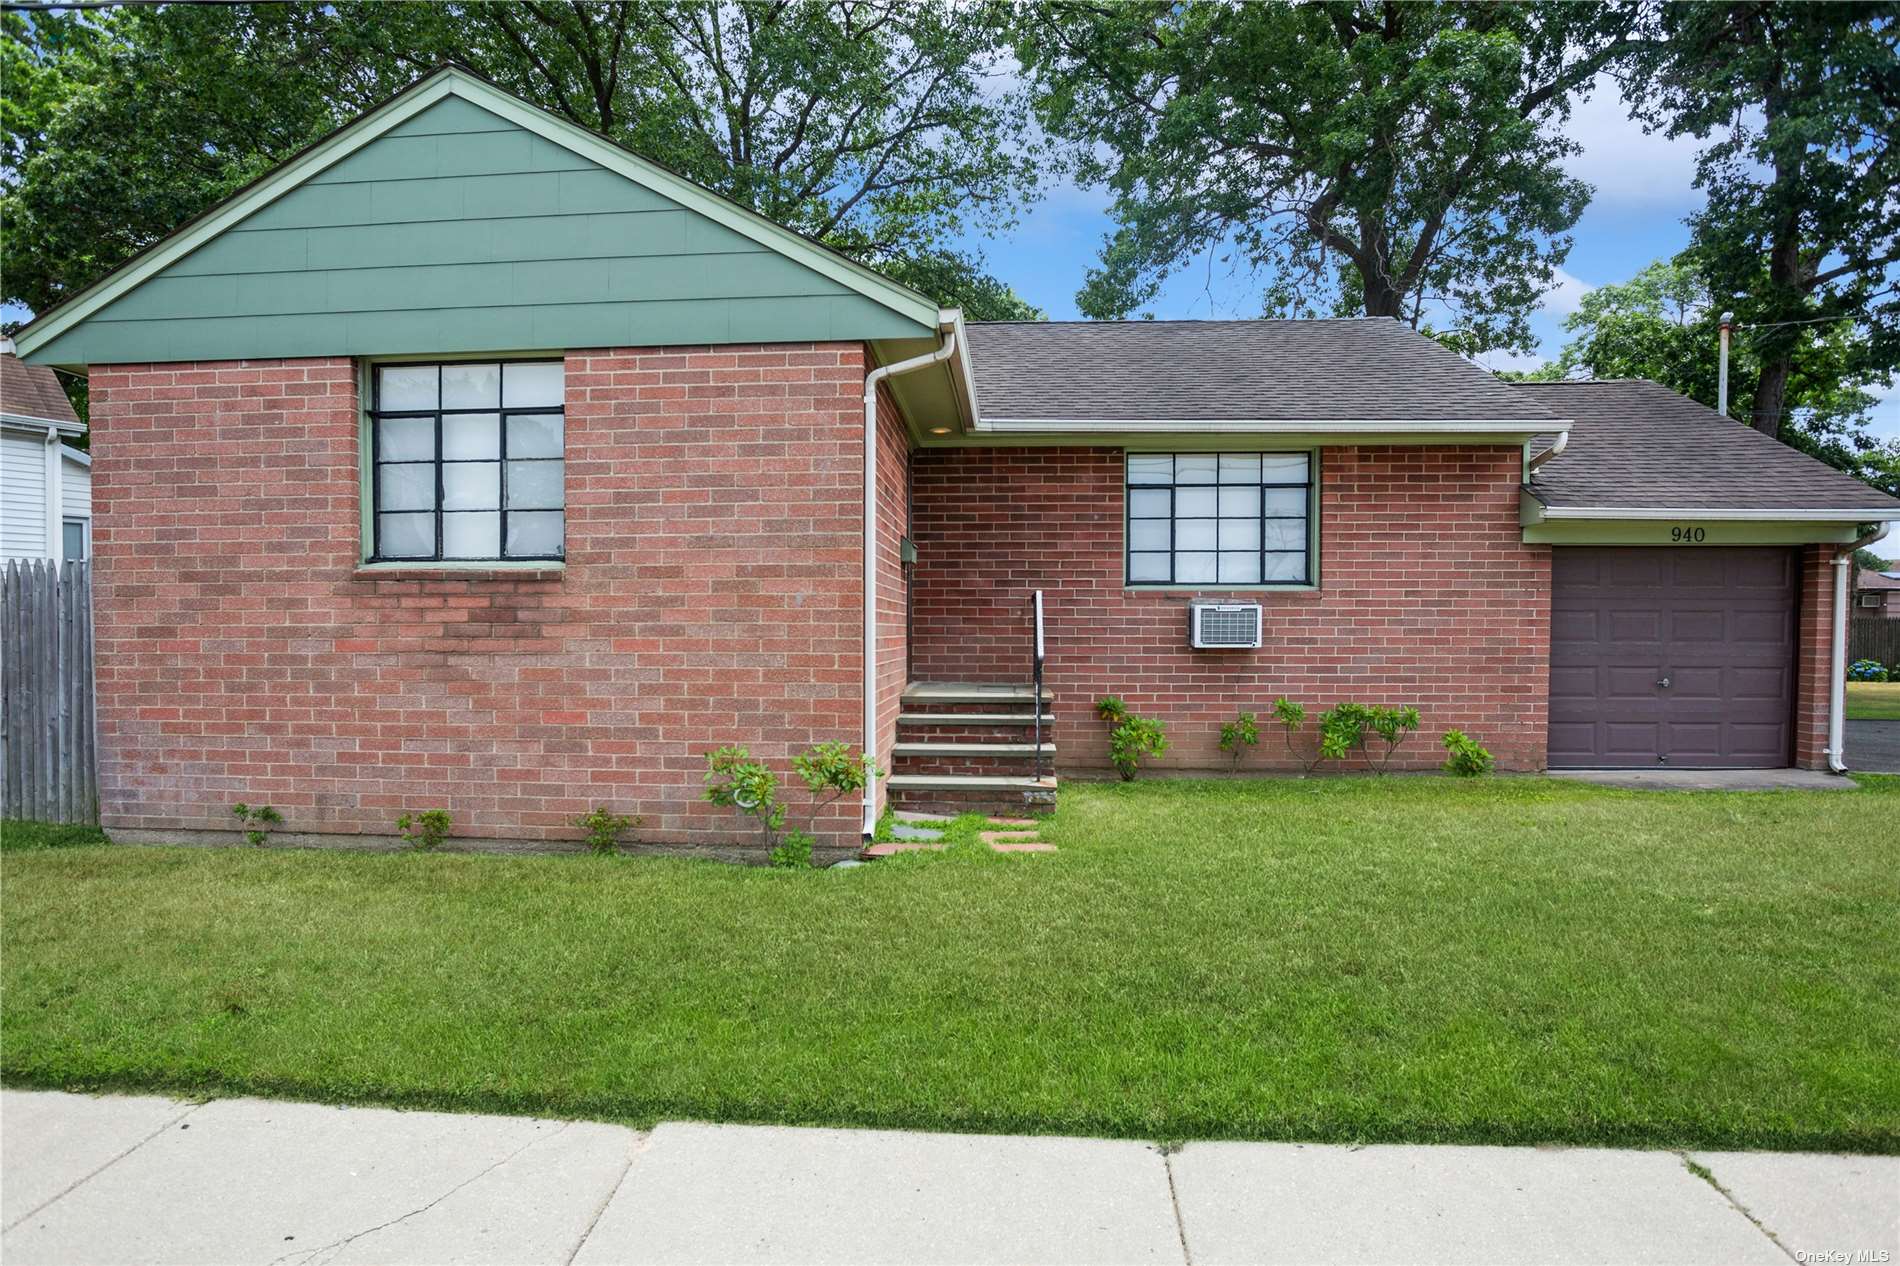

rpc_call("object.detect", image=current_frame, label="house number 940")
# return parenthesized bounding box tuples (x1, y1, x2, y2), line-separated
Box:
(1670, 525, 1707, 543)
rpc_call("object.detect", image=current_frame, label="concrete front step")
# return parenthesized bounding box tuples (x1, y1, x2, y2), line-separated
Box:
(891, 742, 1055, 758)
(902, 682, 1054, 705)
(887, 774, 1059, 793)
(897, 711, 1056, 726)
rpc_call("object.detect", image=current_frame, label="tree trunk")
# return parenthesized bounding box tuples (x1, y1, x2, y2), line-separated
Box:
(1750, 353, 1793, 439)
(1361, 275, 1404, 319)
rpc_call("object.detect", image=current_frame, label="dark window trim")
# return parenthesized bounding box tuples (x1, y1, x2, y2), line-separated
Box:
(368, 359, 566, 563)
(1124, 451, 1315, 588)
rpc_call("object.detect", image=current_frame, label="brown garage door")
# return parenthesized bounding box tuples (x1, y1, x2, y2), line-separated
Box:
(1549, 547, 1798, 768)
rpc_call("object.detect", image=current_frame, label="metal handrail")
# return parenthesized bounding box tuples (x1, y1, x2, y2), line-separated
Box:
(1030, 590, 1046, 779)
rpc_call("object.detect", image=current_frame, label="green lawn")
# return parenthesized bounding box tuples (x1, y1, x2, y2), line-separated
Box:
(4, 777, 1897, 1153)
(1847, 681, 1900, 721)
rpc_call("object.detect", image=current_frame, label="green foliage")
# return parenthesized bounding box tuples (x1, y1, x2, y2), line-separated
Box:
(1016, 3, 1633, 352)
(1218, 711, 1259, 771)
(1270, 696, 1321, 775)
(1108, 716, 1169, 782)
(1856, 549, 1894, 572)
(1625, 4, 1900, 444)
(230, 803, 283, 848)
(1095, 695, 1128, 726)
(1, 820, 108, 852)
(573, 806, 641, 856)
(395, 809, 453, 852)
(1, 3, 1038, 325)
(705, 742, 879, 867)
(1317, 703, 1372, 764)
(1848, 659, 1890, 684)
(1440, 730, 1495, 777)
(1363, 706, 1422, 775)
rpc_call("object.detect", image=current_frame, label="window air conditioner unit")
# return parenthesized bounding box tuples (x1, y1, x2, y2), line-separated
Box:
(1189, 601, 1262, 649)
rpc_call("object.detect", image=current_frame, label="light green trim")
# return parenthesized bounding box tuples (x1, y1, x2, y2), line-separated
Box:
(1525, 519, 1864, 546)
(1119, 447, 1323, 594)
(921, 430, 1543, 450)
(15, 67, 939, 365)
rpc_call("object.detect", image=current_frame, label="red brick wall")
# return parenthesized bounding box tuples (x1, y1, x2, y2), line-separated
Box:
(910, 445, 1551, 772)
(87, 345, 871, 855)
(871, 379, 910, 820)
(1793, 544, 1834, 769)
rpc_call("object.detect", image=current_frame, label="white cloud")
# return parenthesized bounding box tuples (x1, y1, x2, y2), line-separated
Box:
(1541, 267, 1593, 317)
(1557, 74, 1705, 211)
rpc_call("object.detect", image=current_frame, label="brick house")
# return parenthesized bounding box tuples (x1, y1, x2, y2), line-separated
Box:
(12, 68, 1900, 858)
(1856, 567, 1900, 618)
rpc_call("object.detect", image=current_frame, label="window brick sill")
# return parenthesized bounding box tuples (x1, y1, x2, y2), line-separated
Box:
(352, 562, 565, 582)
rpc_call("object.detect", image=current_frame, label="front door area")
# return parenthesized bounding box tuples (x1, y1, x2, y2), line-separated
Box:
(1549, 547, 1798, 768)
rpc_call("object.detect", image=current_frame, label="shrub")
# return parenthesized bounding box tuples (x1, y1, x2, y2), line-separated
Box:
(573, 806, 641, 856)
(230, 803, 282, 848)
(1441, 730, 1495, 777)
(395, 809, 453, 851)
(1095, 695, 1128, 725)
(704, 742, 879, 868)
(1363, 706, 1422, 774)
(1272, 696, 1322, 775)
(1848, 658, 1890, 683)
(1109, 716, 1169, 781)
(1317, 703, 1371, 764)
(1218, 712, 1260, 771)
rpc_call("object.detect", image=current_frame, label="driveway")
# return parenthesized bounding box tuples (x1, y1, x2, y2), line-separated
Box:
(1849, 720, 1900, 773)
(5, 1089, 1897, 1265)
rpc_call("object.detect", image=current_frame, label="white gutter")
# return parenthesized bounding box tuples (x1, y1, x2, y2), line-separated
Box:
(1828, 523, 1890, 774)
(860, 310, 962, 832)
(975, 416, 1568, 435)
(1535, 506, 1894, 522)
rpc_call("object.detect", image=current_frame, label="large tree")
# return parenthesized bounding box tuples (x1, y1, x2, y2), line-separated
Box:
(1, 1, 1043, 322)
(1522, 255, 1899, 496)
(1014, 0, 1649, 352)
(1627, 2, 1900, 439)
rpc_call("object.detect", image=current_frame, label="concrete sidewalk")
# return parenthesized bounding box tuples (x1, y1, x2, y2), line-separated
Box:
(2, 1090, 1894, 1266)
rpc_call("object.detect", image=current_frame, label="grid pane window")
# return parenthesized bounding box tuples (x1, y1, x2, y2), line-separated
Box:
(370, 361, 565, 562)
(1124, 452, 1312, 586)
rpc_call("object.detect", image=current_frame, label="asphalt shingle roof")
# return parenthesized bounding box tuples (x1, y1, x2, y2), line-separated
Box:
(0, 353, 80, 425)
(965, 319, 1559, 424)
(1519, 379, 1900, 515)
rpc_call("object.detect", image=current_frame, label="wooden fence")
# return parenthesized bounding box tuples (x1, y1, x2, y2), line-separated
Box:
(1, 560, 97, 824)
(1849, 616, 1900, 669)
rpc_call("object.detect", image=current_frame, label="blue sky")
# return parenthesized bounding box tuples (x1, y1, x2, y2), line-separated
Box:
(955, 74, 1900, 443)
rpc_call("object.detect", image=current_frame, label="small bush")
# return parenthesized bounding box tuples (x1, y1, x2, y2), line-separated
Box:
(574, 806, 641, 856)
(1848, 658, 1890, 682)
(703, 741, 879, 868)
(1363, 706, 1421, 774)
(1095, 695, 1128, 725)
(230, 803, 283, 848)
(396, 809, 453, 851)
(1318, 703, 1371, 763)
(1109, 716, 1169, 781)
(1272, 697, 1322, 774)
(1218, 712, 1260, 771)
(1441, 730, 1495, 777)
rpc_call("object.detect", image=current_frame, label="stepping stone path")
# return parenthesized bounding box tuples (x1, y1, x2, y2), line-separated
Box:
(862, 812, 1057, 858)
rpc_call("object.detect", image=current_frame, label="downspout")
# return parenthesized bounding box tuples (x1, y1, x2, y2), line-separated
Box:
(1828, 523, 1889, 774)
(860, 317, 959, 833)
(1526, 430, 1567, 476)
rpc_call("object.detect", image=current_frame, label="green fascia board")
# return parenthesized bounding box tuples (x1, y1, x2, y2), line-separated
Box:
(1523, 518, 1864, 546)
(14, 67, 940, 366)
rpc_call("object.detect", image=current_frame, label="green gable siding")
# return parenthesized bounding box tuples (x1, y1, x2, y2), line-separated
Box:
(27, 95, 931, 365)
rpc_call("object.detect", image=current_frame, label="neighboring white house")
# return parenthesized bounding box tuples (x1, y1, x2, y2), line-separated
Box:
(1, 336, 90, 565)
